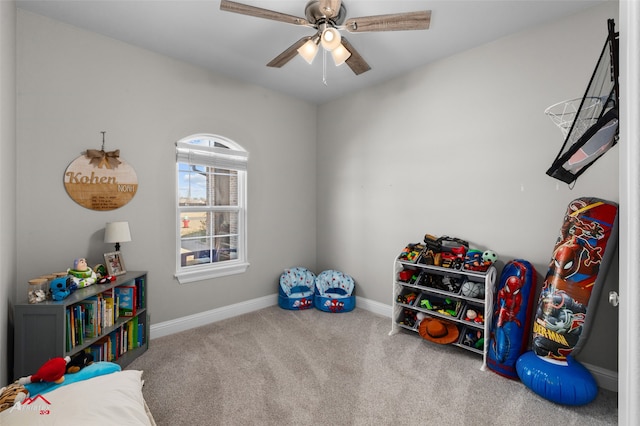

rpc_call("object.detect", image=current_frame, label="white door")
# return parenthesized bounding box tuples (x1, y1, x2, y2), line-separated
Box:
(618, 1, 640, 423)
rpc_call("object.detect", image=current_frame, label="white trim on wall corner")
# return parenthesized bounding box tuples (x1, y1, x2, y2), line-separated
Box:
(149, 293, 618, 392)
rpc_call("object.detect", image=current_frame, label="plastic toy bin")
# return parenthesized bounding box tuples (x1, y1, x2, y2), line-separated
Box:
(396, 309, 419, 330)
(396, 289, 420, 307)
(417, 294, 463, 318)
(422, 273, 462, 295)
(459, 326, 484, 352)
(460, 301, 485, 326)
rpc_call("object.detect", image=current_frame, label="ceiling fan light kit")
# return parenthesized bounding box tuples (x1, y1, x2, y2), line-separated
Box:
(320, 27, 341, 51)
(331, 44, 351, 66)
(297, 35, 321, 64)
(219, 0, 431, 76)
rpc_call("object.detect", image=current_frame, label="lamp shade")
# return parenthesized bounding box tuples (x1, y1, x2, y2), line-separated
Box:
(320, 27, 341, 51)
(104, 221, 132, 246)
(297, 37, 320, 64)
(331, 44, 351, 66)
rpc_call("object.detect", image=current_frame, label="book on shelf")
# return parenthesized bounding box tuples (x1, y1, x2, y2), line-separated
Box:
(78, 299, 98, 339)
(65, 309, 72, 352)
(135, 276, 145, 309)
(115, 286, 137, 317)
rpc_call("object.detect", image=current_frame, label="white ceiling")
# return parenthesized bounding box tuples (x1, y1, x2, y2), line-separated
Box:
(16, 0, 608, 104)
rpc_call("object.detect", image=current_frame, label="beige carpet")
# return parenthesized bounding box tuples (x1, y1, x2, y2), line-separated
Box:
(127, 306, 617, 425)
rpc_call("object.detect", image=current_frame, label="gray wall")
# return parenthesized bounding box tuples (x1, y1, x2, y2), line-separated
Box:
(0, 0, 17, 386)
(316, 2, 619, 370)
(15, 10, 317, 324)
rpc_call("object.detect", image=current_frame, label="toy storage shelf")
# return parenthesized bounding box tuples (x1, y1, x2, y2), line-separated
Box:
(390, 259, 497, 369)
(13, 271, 149, 380)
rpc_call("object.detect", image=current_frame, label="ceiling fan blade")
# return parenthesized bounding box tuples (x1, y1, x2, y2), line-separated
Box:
(341, 37, 371, 75)
(319, 0, 342, 19)
(266, 37, 311, 68)
(220, 0, 309, 27)
(344, 10, 431, 32)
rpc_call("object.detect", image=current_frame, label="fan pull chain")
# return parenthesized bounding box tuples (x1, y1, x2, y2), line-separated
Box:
(322, 49, 328, 86)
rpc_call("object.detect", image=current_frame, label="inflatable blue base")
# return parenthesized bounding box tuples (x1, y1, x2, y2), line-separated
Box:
(516, 351, 598, 405)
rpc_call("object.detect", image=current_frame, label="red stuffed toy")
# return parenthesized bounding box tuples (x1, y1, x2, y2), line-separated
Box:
(18, 356, 70, 385)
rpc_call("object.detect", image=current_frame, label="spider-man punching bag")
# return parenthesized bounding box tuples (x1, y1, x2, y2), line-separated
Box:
(487, 260, 537, 379)
(517, 197, 618, 405)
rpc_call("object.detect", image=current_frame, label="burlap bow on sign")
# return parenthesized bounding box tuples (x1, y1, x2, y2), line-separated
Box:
(85, 149, 122, 169)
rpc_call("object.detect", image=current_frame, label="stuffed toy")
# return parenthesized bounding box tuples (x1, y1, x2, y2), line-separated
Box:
(18, 356, 70, 385)
(0, 382, 28, 413)
(67, 258, 97, 288)
(50, 276, 74, 301)
(66, 351, 94, 374)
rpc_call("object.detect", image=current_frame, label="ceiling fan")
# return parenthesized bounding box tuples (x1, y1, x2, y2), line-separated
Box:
(219, 0, 431, 75)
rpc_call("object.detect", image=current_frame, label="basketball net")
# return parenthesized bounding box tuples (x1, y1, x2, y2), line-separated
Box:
(544, 97, 603, 138)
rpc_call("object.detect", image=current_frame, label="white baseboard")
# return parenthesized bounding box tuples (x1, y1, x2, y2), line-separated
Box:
(149, 294, 618, 392)
(581, 361, 618, 392)
(355, 295, 392, 318)
(150, 294, 277, 339)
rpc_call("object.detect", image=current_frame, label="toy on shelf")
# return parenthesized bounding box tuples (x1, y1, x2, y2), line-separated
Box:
(18, 356, 71, 385)
(67, 258, 97, 289)
(461, 280, 484, 299)
(93, 263, 116, 284)
(399, 308, 417, 328)
(427, 275, 461, 293)
(417, 234, 496, 272)
(419, 296, 462, 317)
(398, 243, 424, 263)
(418, 318, 459, 344)
(463, 309, 484, 325)
(397, 292, 417, 306)
(464, 249, 498, 272)
(441, 246, 467, 269)
(49, 276, 74, 301)
(482, 250, 498, 264)
(462, 328, 484, 350)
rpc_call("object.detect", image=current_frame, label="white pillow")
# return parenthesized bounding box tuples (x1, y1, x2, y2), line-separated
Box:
(0, 370, 152, 425)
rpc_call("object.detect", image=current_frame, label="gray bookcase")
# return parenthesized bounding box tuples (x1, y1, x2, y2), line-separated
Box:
(13, 271, 149, 380)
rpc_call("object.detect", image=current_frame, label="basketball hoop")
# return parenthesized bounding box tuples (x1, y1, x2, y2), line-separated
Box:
(544, 97, 604, 138)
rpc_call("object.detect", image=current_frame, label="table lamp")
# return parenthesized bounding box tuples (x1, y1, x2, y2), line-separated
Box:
(104, 221, 131, 251)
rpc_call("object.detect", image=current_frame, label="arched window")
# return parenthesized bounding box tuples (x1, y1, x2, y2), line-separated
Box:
(175, 134, 248, 283)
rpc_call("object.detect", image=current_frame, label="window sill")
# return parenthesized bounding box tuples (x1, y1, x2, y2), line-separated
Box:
(175, 261, 250, 284)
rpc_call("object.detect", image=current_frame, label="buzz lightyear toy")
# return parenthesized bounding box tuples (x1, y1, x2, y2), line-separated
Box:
(67, 258, 97, 288)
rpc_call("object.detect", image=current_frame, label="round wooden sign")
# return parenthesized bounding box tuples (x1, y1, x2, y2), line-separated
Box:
(64, 150, 138, 211)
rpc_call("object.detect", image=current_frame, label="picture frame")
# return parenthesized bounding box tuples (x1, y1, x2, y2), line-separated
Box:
(104, 251, 126, 276)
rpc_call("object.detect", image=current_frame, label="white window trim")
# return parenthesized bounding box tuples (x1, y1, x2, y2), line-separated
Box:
(175, 134, 249, 284)
(175, 260, 250, 284)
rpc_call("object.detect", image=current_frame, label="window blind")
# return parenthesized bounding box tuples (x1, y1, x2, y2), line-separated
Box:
(176, 142, 248, 171)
